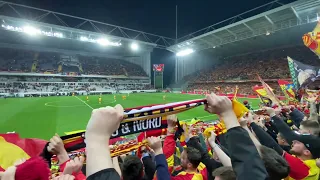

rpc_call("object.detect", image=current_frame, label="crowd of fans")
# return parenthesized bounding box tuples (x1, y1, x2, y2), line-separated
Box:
(2, 93, 320, 180)
(0, 48, 147, 77)
(3, 42, 320, 180)
(0, 76, 152, 93)
(185, 46, 320, 83)
(187, 82, 282, 95)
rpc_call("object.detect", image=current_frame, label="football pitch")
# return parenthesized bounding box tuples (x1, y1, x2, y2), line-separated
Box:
(0, 93, 260, 140)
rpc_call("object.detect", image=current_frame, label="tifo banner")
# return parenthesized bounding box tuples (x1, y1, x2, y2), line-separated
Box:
(287, 56, 320, 89)
(153, 64, 164, 72)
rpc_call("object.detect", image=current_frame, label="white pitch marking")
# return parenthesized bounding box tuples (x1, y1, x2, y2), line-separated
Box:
(74, 96, 94, 110)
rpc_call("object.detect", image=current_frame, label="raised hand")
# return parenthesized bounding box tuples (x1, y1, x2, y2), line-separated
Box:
(147, 136, 163, 155)
(63, 156, 85, 175)
(205, 93, 233, 116)
(47, 134, 66, 155)
(86, 104, 124, 140)
(206, 93, 238, 130)
(167, 114, 177, 129)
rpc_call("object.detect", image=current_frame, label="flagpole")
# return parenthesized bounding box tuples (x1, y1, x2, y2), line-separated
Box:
(175, 5, 178, 83)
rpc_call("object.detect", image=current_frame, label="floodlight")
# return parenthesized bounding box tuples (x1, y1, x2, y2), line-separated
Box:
(23, 26, 40, 35)
(131, 42, 139, 51)
(80, 36, 88, 41)
(97, 38, 109, 46)
(176, 48, 194, 56)
(54, 32, 63, 38)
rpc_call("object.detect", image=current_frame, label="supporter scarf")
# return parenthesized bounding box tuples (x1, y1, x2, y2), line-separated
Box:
(61, 99, 207, 151)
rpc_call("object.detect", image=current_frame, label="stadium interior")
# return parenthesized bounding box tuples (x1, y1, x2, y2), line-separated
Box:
(3, 0, 320, 179)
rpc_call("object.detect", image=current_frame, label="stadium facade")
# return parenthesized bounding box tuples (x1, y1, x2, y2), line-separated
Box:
(168, 0, 320, 82)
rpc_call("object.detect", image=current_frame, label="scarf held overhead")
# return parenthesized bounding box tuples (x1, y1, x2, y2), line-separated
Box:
(61, 99, 207, 151)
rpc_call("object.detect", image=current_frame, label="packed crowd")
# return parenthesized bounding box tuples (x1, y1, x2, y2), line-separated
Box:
(0, 48, 147, 77)
(2, 93, 320, 180)
(0, 82, 153, 93)
(0, 76, 152, 94)
(187, 82, 283, 95)
(185, 46, 320, 83)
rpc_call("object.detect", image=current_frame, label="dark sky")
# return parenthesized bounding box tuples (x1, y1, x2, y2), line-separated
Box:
(9, 0, 296, 86)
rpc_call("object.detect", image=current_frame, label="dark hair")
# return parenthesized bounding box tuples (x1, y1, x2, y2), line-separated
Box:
(185, 147, 201, 168)
(212, 166, 236, 180)
(300, 120, 320, 136)
(122, 155, 143, 180)
(278, 133, 285, 139)
(260, 146, 290, 180)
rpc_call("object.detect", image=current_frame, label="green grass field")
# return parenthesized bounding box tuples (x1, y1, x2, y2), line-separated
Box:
(0, 93, 260, 140)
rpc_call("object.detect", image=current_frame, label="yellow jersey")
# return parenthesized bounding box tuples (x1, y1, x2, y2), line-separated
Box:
(288, 159, 319, 180)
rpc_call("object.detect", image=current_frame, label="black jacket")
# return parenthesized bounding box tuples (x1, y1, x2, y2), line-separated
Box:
(187, 137, 222, 180)
(226, 127, 268, 180)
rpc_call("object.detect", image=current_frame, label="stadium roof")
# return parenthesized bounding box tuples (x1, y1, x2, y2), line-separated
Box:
(168, 0, 320, 58)
(0, 0, 176, 50)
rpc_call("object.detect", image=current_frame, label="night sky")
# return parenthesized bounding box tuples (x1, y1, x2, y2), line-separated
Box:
(9, 0, 296, 86)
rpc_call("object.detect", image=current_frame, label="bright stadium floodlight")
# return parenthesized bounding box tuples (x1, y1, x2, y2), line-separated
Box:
(176, 48, 194, 56)
(23, 26, 40, 36)
(80, 36, 89, 41)
(97, 38, 110, 46)
(131, 42, 139, 51)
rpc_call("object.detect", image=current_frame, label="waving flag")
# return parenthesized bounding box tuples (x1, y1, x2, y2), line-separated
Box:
(253, 85, 273, 106)
(302, 21, 320, 57)
(0, 133, 47, 171)
(277, 80, 298, 104)
(287, 56, 320, 90)
(257, 74, 283, 105)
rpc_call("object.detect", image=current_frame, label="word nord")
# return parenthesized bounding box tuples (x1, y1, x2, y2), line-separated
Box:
(111, 117, 163, 138)
(133, 117, 162, 131)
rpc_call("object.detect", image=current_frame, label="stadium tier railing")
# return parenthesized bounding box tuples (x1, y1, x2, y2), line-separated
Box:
(0, 72, 149, 80)
(181, 91, 286, 100)
(190, 79, 292, 83)
(0, 89, 157, 97)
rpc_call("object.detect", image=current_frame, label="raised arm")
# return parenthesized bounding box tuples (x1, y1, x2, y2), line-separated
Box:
(205, 94, 268, 180)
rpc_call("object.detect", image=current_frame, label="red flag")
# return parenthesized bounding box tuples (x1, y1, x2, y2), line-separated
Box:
(0, 133, 47, 171)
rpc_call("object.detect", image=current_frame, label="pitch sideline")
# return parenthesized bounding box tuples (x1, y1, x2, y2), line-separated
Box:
(44, 97, 116, 109)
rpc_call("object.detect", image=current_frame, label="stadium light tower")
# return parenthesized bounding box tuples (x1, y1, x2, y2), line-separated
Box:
(176, 48, 194, 56)
(131, 42, 139, 51)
